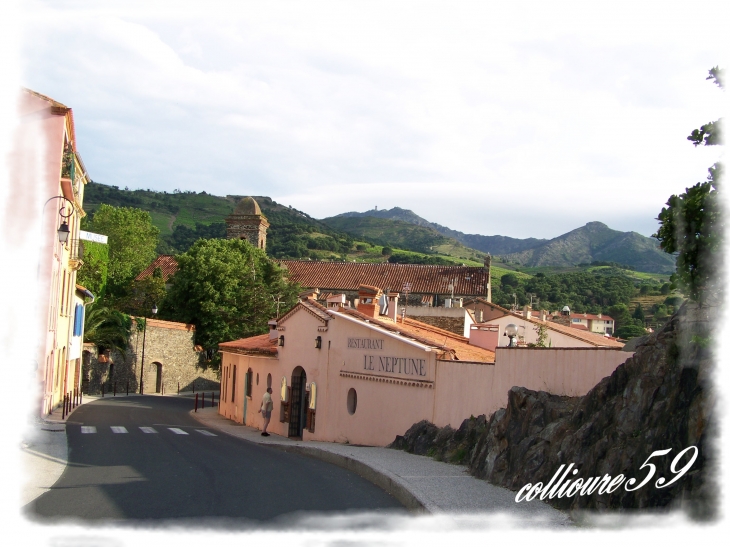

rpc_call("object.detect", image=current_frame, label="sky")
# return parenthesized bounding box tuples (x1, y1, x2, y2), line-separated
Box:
(16, 1, 728, 240)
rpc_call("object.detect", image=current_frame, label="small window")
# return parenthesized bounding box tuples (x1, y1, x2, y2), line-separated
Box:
(347, 388, 357, 415)
(246, 368, 253, 397)
(256, 372, 259, 385)
(267, 373, 272, 389)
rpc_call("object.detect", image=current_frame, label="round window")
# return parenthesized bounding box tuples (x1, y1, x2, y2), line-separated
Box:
(347, 388, 357, 415)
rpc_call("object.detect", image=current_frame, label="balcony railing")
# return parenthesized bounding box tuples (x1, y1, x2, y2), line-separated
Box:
(68, 238, 84, 270)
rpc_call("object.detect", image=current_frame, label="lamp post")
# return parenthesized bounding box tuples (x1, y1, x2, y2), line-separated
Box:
(43, 195, 75, 243)
(139, 303, 158, 394)
(504, 323, 519, 347)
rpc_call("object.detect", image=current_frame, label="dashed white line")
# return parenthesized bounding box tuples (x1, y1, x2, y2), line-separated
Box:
(196, 430, 216, 436)
(139, 427, 158, 434)
(81, 426, 96, 434)
(110, 426, 128, 433)
(168, 428, 188, 435)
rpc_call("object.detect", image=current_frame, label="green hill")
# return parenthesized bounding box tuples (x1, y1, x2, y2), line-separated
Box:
(501, 222, 675, 274)
(82, 182, 482, 264)
(336, 207, 546, 255)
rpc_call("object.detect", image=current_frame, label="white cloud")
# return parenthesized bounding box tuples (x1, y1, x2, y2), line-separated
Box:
(18, 0, 729, 239)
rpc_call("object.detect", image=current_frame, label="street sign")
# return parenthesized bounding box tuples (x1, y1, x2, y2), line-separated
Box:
(79, 230, 108, 244)
(402, 282, 412, 293)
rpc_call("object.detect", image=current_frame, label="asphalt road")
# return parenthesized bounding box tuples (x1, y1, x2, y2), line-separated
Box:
(26, 396, 404, 525)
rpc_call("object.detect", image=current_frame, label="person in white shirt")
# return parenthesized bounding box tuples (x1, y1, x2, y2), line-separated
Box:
(259, 387, 273, 436)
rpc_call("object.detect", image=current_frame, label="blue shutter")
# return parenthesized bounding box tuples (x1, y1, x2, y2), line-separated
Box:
(73, 304, 83, 336)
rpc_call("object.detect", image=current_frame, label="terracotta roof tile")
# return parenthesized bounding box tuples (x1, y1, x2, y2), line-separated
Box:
(339, 309, 495, 363)
(279, 261, 490, 296)
(135, 255, 179, 282)
(219, 334, 278, 356)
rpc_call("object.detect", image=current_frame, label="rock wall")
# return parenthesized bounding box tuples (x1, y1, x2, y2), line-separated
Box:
(390, 300, 715, 518)
(83, 318, 220, 395)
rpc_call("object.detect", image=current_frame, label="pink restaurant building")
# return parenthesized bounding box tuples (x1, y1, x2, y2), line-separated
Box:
(217, 286, 632, 446)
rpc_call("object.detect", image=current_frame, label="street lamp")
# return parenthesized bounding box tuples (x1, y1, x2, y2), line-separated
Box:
(139, 304, 158, 394)
(504, 323, 519, 347)
(44, 195, 75, 243)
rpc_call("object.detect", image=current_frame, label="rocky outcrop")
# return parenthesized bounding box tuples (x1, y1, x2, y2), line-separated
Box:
(389, 301, 716, 518)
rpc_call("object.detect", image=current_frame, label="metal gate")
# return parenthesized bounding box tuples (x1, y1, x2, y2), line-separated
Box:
(288, 372, 306, 438)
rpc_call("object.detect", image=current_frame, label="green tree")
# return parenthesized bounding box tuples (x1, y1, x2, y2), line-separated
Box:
(87, 205, 160, 296)
(76, 239, 109, 298)
(654, 67, 723, 304)
(83, 302, 133, 356)
(162, 238, 300, 367)
(500, 273, 520, 289)
(632, 303, 645, 322)
(116, 270, 167, 317)
(381, 247, 392, 256)
(615, 323, 647, 340)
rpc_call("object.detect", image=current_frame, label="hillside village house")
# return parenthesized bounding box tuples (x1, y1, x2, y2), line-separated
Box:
(11, 88, 94, 415)
(463, 298, 622, 351)
(217, 285, 632, 446)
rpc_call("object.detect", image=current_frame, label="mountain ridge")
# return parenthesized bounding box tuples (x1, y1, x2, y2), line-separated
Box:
(332, 209, 674, 274)
(336, 207, 545, 255)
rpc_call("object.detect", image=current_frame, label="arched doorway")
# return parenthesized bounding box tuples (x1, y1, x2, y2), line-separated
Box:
(288, 367, 307, 439)
(154, 362, 163, 393)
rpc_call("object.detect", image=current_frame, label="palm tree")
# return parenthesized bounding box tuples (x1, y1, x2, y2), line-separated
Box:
(83, 302, 132, 356)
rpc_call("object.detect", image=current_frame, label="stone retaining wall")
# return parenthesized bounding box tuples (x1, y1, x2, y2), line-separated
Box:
(82, 318, 220, 395)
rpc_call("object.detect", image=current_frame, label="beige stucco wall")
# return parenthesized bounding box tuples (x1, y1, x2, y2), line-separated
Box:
(433, 360, 495, 427)
(219, 308, 633, 447)
(485, 347, 633, 416)
(11, 91, 90, 415)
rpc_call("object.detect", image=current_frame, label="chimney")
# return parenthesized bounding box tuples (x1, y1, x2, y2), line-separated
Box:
(540, 309, 547, 321)
(356, 285, 382, 318)
(386, 292, 399, 321)
(523, 305, 532, 320)
(298, 288, 319, 301)
(268, 320, 278, 340)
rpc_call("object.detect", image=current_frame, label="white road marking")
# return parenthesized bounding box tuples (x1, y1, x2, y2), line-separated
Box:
(139, 427, 158, 434)
(168, 428, 188, 435)
(81, 426, 96, 434)
(110, 426, 128, 433)
(196, 430, 216, 436)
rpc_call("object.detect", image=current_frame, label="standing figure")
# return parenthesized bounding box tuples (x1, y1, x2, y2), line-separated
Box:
(259, 387, 273, 436)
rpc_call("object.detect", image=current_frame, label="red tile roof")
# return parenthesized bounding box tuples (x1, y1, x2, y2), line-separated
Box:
(339, 308, 496, 363)
(569, 313, 615, 321)
(279, 261, 490, 296)
(220, 298, 495, 363)
(135, 255, 180, 282)
(218, 334, 278, 356)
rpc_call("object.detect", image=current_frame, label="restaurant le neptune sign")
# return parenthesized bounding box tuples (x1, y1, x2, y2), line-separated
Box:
(348, 337, 427, 377)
